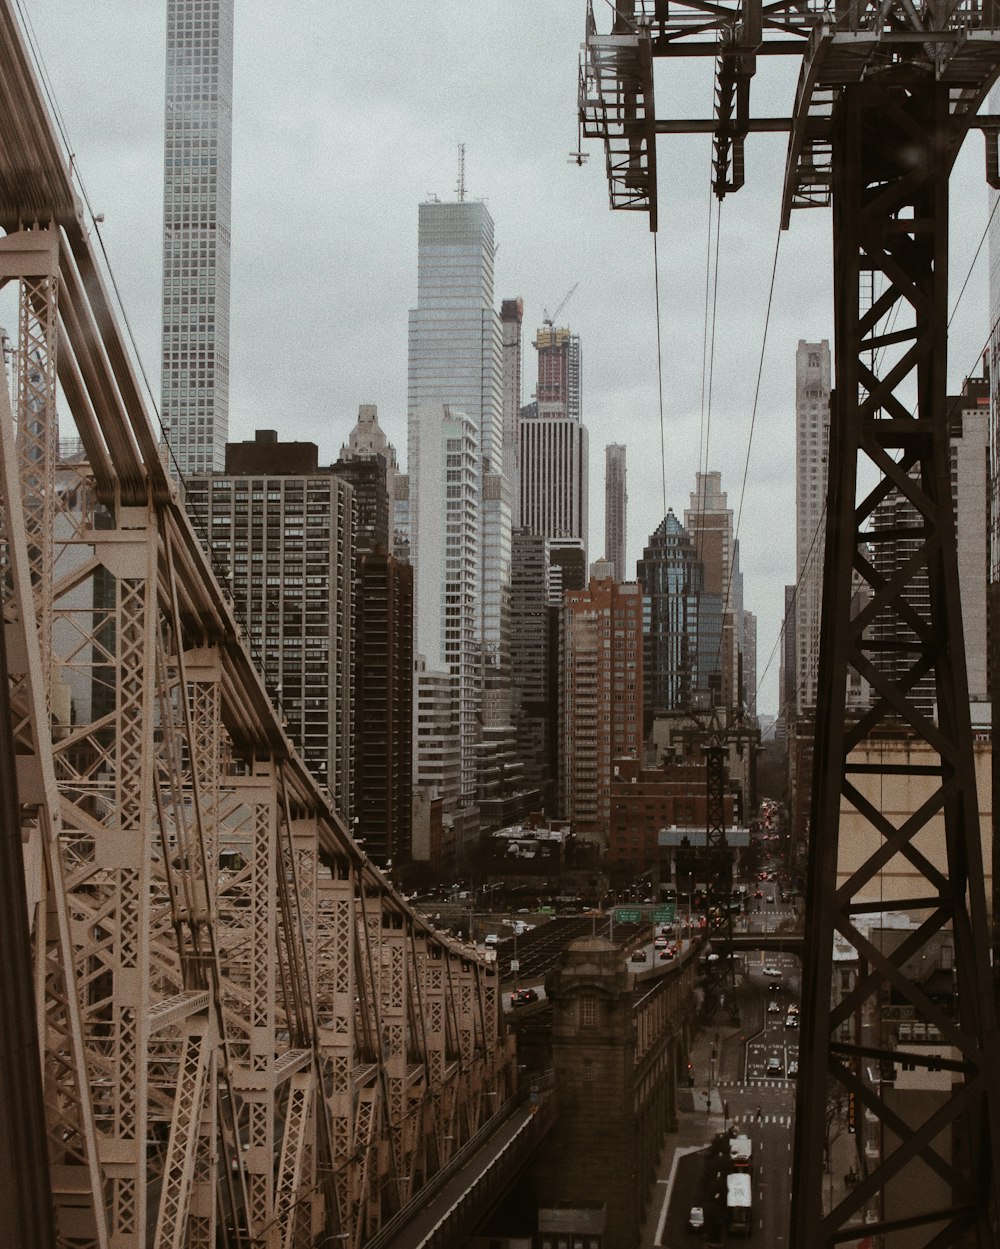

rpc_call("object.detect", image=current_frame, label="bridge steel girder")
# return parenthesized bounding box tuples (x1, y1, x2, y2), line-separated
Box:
(0, 5, 515, 1239)
(791, 79, 1000, 1249)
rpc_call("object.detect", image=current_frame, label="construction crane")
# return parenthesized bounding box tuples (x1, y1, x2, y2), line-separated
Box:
(581, 2, 1000, 1246)
(542, 282, 578, 328)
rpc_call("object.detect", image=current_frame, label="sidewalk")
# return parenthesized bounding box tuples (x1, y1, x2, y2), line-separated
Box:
(638, 1012, 746, 1249)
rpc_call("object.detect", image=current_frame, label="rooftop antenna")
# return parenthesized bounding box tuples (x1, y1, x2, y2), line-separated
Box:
(456, 142, 466, 202)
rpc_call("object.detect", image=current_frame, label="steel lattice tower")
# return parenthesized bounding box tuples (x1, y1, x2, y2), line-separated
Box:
(581, 1, 1000, 1242)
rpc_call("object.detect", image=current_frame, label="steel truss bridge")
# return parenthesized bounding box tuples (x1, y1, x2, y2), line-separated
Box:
(0, 5, 514, 1247)
(581, 0, 1000, 1245)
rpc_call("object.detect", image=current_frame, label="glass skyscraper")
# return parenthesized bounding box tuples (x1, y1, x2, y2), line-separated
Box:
(638, 510, 702, 718)
(161, 0, 234, 477)
(407, 197, 511, 809)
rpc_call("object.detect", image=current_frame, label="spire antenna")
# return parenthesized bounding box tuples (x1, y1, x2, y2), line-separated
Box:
(456, 142, 466, 202)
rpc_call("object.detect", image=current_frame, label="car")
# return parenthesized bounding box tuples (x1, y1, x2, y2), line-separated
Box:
(767, 981, 781, 993)
(510, 988, 538, 1007)
(484, 933, 499, 946)
(766, 1055, 783, 1075)
(767, 1000, 781, 1013)
(630, 949, 647, 963)
(788, 1060, 799, 1076)
(785, 1013, 799, 1028)
(659, 946, 676, 961)
(787, 1003, 800, 1015)
(654, 935, 669, 949)
(754, 888, 763, 898)
(766, 894, 775, 903)
(688, 1206, 705, 1233)
(763, 964, 781, 977)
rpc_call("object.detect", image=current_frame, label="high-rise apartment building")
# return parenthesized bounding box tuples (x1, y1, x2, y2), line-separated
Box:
(519, 417, 589, 558)
(560, 579, 643, 833)
(354, 549, 413, 866)
(638, 510, 702, 719)
(510, 529, 558, 804)
(408, 402, 480, 806)
(519, 322, 589, 563)
(185, 431, 354, 815)
(605, 444, 627, 583)
(684, 471, 736, 709)
(161, 0, 234, 476)
(743, 609, 758, 718)
(534, 326, 582, 421)
(794, 339, 831, 715)
(339, 403, 400, 555)
(334, 413, 412, 866)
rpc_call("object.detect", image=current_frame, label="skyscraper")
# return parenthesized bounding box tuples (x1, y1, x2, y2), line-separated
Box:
(519, 322, 589, 562)
(161, 0, 234, 476)
(185, 431, 354, 815)
(560, 579, 643, 832)
(684, 471, 736, 708)
(638, 510, 702, 719)
(534, 326, 582, 421)
(339, 403, 401, 556)
(605, 443, 627, 582)
(794, 339, 831, 716)
(501, 298, 524, 525)
(407, 197, 511, 809)
(408, 402, 480, 808)
(334, 409, 413, 866)
(510, 529, 558, 804)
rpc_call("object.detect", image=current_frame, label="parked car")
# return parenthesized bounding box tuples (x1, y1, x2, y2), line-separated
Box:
(688, 1206, 705, 1233)
(510, 988, 538, 1007)
(788, 1060, 799, 1076)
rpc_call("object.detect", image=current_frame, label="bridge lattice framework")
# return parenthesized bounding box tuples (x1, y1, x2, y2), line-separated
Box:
(0, 5, 513, 1247)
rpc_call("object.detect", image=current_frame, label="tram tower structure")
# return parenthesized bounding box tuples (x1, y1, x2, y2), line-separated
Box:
(581, 0, 1000, 1244)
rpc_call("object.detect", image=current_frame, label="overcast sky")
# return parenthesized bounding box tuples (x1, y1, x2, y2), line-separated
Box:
(18, 0, 994, 717)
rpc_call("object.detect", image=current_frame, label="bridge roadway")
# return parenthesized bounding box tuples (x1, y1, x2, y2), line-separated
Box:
(367, 1090, 555, 1249)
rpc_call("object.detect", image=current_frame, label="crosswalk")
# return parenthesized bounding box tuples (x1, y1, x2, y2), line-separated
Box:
(730, 1110, 793, 1127)
(717, 1077, 788, 1089)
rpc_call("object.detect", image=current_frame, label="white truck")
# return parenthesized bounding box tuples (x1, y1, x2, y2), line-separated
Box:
(729, 1133, 752, 1168)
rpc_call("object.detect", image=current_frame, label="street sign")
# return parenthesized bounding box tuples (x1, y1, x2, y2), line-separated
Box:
(653, 905, 676, 923)
(615, 907, 642, 923)
(510, 960, 519, 972)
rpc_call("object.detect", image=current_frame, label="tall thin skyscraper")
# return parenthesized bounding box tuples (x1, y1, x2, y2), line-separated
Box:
(501, 298, 524, 526)
(605, 443, 627, 582)
(794, 340, 831, 716)
(161, 0, 234, 476)
(684, 471, 736, 708)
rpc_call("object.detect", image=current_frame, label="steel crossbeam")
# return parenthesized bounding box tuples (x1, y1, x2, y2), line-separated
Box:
(0, 3, 515, 1244)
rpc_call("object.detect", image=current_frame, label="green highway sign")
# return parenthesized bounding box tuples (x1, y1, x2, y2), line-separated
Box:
(653, 905, 676, 923)
(615, 908, 642, 924)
